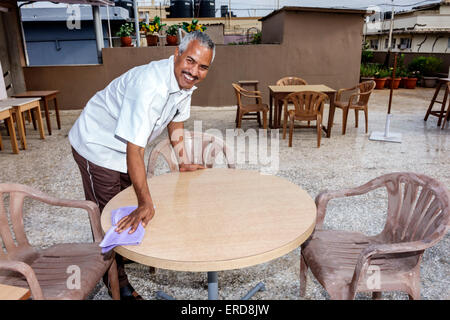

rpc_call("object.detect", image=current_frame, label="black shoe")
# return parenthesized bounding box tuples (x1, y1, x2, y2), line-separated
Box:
(108, 283, 144, 300)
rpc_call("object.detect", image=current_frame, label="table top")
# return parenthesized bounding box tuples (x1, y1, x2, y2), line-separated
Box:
(269, 84, 336, 93)
(13, 90, 59, 98)
(0, 284, 31, 300)
(101, 168, 316, 272)
(0, 97, 40, 107)
(238, 80, 259, 84)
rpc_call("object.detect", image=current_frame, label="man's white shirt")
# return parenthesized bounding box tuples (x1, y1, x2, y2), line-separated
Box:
(69, 55, 195, 173)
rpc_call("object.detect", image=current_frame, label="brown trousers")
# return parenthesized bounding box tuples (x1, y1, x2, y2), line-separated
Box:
(71, 146, 131, 288)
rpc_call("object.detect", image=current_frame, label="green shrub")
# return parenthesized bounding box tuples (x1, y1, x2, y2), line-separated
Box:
(408, 56, 442, 77)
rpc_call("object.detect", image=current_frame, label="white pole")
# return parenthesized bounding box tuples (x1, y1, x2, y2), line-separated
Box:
(388, 0, 394, 49)
(106, 5, 113, 48)
(133, 0, 140, 47)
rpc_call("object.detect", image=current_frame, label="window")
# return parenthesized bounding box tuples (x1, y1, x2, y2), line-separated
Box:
(370, 39, 379, 50)
(384, 37, 397, 49)
(399, 38, 412, 49)
(448, 38, 450, 48)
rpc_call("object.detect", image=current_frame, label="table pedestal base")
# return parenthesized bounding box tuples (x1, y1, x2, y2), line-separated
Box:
(156, 271, 265, 300)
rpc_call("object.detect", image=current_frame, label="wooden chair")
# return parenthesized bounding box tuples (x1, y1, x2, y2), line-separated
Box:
(276, 76, 308, 86)
(282, 91, 328, 148)
(300, 172, 450, 300)
(0, 183, 120, 300)
(334, 80, 375, 135)
(276, 77, 308, 125)
(147, 130, 235, 178)
(232, 83, 268, 130)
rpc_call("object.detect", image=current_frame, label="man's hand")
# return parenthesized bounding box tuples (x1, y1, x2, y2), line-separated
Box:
(179, 163, 205, 172)
(115, 203, 155, 234)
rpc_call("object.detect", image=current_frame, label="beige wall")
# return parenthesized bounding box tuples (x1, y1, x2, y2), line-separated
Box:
(23, 9, 365, 109)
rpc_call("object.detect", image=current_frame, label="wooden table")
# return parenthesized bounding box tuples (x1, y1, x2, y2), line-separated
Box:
(101, 168, 316, 300)
(0, 284, 31, 300)
(13, 90, 60, 135)
(0, 98, 45, 150)
(268, 84, 337, 137)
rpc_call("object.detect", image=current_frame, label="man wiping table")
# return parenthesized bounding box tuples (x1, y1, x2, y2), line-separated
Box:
(69, 31, 215, 300)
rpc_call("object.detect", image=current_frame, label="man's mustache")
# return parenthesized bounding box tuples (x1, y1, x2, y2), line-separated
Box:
(182, 71, 198, 80)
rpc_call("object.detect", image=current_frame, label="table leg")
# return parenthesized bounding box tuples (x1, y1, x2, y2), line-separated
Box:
(43, 98, 52, 135)
(156, 291, 176, 300)
(207, 271, 219, 300)
(15, 107, 27, 150)
(241, 282, 266, 300)
(325, 92, 336, 138)
(6, 111, 19, 154)
(35, 105, 46, 140)
(54, 96, 61, 130)
(269, 91, 273, 128)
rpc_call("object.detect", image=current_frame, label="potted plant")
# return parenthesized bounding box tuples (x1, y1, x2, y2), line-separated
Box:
(116, 23, 134, 47)
(374, 68, 390, 89)
(142, 16, 166, 46)
(404, 70, 419, 89)
(182, 19, 206, 33)
(166, 24, 180, 46)
(385, 67, 402, 89)
(360, 63, 375, 82)
(408, 56, 442, 88)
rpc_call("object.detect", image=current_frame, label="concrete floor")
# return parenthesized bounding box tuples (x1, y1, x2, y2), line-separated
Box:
(0, 87, 448, 300)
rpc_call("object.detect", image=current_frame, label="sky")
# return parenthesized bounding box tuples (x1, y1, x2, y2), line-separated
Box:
(21, 0, 443, 17)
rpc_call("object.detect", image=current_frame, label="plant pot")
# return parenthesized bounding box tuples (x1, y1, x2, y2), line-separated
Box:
(385, 77, 402, 89)
(166, 35, 178, 46)
(422, 76, 437, 88)
(400, 77, 408, 88)
(374, 78, 387, 89)
(404, 78, 418, 89)
(120, 36, 133, 47)
(146, 34, 158, 46)
(360, 76, 375, 82)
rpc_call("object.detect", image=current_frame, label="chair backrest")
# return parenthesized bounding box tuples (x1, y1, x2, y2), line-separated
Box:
(284, 91, 328, 117)
(276, 76, 308, 86)
(375, 173, 450, 245)
(147, 130, 235, 178)
(356, 80, 375, 105)
(232, 82, 261, 107)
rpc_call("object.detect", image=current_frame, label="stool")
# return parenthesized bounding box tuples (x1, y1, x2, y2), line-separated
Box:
(440, 82, 450, 129)
(0, 105, 19, 154)
(13, 90, 61, 135)
(424, 78, 450, 126)
(236, 80, 261, 127)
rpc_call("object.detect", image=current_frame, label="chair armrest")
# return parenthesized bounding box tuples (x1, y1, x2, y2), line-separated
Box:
(315, 179, 388, 228)
(6, 184, 103, 242)
(0, 260, 44, 300)
(348, 238, 441, 297)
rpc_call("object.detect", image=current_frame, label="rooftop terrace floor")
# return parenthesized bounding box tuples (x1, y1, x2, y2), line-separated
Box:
(0, 87, 448, 300)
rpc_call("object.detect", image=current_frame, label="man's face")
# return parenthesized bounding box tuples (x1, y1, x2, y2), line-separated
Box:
(173, 40, 213, 90)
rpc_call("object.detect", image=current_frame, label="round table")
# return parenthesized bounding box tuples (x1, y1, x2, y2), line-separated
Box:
(101, 168, 316, 299)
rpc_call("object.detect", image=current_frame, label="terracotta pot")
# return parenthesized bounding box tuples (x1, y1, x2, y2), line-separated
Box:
(400, 77, 408, 88)
(385, 77, 402, 89)
(146, 34, 158, 46)
(374, 78, 387, 89)
(166, 35, 178, 46)
(120, 36, 133, 47)
(404, 78, 418, 89)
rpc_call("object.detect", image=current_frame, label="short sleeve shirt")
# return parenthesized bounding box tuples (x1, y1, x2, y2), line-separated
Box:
(68, 55, 195, 173)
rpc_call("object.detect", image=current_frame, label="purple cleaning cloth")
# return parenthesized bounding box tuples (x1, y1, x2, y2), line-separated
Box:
(99, 206, 145, 254)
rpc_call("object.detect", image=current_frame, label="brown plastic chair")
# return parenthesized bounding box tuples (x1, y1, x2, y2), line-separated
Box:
(334, 80, 375, 135)
(300, 172, 450, 300)
(276, 76, 308, 86)
(232, 83, 268, 129)
(0, 183, 120, 300)
(147, 130, 236, 177)
(282, 91, 328, 148)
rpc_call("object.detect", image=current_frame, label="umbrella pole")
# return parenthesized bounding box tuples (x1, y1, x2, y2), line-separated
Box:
(369, 53, 402, 143)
